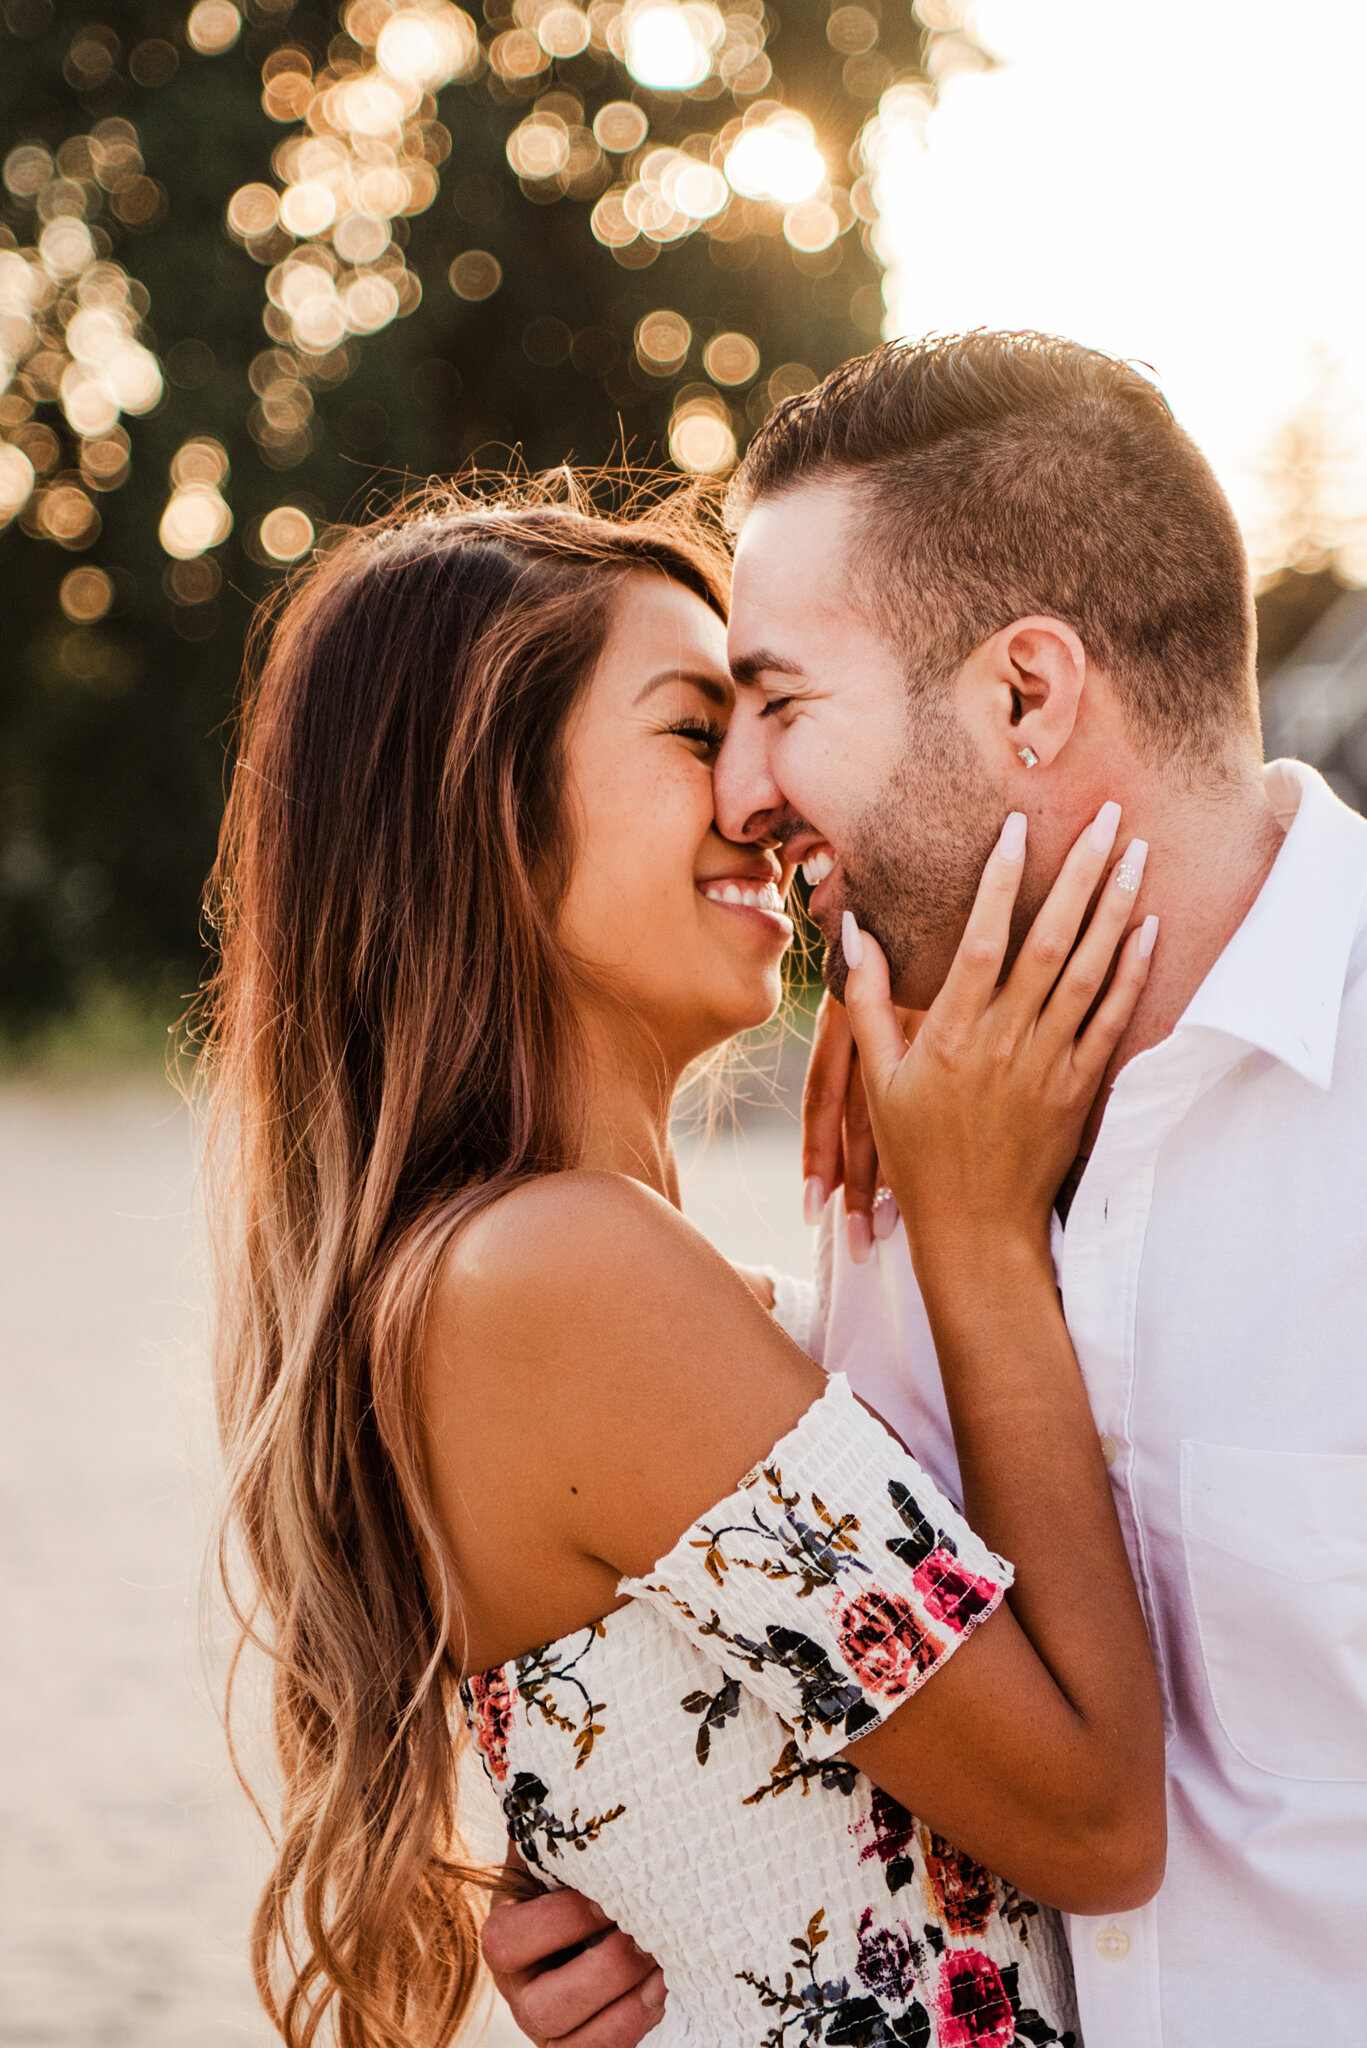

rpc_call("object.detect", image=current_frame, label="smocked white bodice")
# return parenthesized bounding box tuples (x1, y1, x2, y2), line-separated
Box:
(461, 1285, 1080, 2048)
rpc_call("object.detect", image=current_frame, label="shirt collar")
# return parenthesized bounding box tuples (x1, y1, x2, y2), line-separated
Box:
(1176, 760, 1367, 1090)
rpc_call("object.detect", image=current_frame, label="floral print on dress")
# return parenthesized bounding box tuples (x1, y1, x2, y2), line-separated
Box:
(745, 1736, 860, 1806)
(629, 1379, 1011, 1765)
(459, 1376, 1077, 2044)
(885, 1481, 1000, 1634)
(463, 1667, 513, 1782)
(739, 1909, 933, 2046)
(838, 1588, 939, 1694)
(856, 1787, 921, 1895)
(500, 1768, 625, 1874)
(932, 1950, 1015, 2048)
(737, 1912, 1077, 2048)
(692, 1464, 870, 1599)
(932, 1953, 1075, 2048)
(513, 1626, 608, 1768)
(856, 1909, 922, 2003)
(923, 1834, 997, 1938)
(682, 1674, 743, 1763)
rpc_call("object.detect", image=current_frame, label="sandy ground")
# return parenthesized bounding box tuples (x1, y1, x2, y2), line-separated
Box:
(0, 1062, 811, 2048)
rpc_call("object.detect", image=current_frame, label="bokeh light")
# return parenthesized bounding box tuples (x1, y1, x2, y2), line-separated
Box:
(828, 5, 879, 55)
(0, 443, 35, 524)
(0, 0, 943, 539)
(3, 146, 53, 199)
(259, 505, 315, 561)
(80, 428, 130, 491)
(783, 199, 840, 253)
(593, 102, 649, 154)
(39, 219, 95, 279)
(704, 331, 760, 386)
(636, 309, 692, 372)
(226, 183, 278, 239)
(210, 0, 869, 390)
(725, 114, 826, 205)
(489, 29, 547, 81)
(186, 1, 242, 55)
(59, 564, 113, 622)
(168, 555, 221, 604)
(0, 116, 167, 543)
(171, 437, 229, 488)
(223, 3, 479, 398)
(375, 5, 477, 86)
(538, 6, 592, 59)
(669, 392, 737, 472)
(767, 361, 818, 407)
(40, 484, 99, 547)
(160, 439, 232, 559)
(449, 250, 502, 300)
(624, 3, 723, 92)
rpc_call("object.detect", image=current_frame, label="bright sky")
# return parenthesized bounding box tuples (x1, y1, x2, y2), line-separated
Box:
(873, 0, 1367, 573)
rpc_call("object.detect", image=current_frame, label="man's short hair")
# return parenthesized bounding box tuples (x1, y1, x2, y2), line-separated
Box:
(728, 333, 1257, 772)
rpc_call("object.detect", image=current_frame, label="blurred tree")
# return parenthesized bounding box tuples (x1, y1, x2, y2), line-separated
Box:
(1252, 360, 1367, 682)
(0, 0, 989, 1030)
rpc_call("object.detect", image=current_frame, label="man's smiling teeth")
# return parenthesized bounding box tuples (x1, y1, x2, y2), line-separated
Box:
(801, 849, 836, 887)
(702, 880, 786, 913)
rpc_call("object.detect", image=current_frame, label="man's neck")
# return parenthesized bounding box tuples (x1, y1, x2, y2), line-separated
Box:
(1083, 766, 1286, 1146)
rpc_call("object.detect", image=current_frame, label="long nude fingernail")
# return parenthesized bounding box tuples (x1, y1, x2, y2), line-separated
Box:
(841, 910, 864, 970)
(1138, 913, 1159, 959)
(848, 1209, 873, 1263)
(997, 811, 1027, 863)
(1089, 800, 1122, 854)
(1114, 838, 1148, 893)
(803, 1176, 826, 1225)
(872, 1191, 900, 1240)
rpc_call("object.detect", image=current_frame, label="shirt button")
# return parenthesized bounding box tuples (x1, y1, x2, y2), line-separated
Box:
(1095, 1926, 1131, 1961)
(1099, 1433, 1118, 1468)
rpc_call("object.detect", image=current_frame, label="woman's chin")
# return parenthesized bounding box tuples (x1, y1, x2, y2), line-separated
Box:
(708, 968, 785, 1043)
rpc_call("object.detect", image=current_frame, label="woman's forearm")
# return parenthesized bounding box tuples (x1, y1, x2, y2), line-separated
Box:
(915, 1236, 1161, 1754)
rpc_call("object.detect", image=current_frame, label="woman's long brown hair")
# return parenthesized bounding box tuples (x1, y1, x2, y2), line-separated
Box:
(200, 480, 729, 2048)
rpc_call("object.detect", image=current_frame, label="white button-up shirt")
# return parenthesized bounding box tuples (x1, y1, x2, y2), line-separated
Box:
(812, 761, 1367, 2048)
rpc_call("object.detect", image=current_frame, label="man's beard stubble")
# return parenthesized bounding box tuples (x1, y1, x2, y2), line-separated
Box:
(819, 703, 1008, 1011)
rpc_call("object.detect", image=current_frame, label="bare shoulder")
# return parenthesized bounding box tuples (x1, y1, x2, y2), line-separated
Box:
(449, 1167, 701, 1285)
(425, 1170, 823, 1579)
(437, 1169, 730, 1346)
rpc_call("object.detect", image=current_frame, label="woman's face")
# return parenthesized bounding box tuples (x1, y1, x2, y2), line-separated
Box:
(556, 570, 794, 1071)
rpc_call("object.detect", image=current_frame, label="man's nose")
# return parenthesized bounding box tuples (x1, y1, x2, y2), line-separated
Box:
(714, 699, 787, 845)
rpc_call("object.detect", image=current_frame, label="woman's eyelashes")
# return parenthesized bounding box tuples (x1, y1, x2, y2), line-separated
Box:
(668, 715, 725, 758)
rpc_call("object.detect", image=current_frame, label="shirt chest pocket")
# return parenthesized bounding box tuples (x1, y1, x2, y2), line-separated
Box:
(1181, 1442, 1367, 1782)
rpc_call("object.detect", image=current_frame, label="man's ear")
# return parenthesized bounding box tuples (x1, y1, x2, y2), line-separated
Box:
(955, 616, 1087, 772)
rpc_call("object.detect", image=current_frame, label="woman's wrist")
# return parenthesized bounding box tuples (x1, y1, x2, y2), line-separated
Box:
(905, 1219, 1056, 1312)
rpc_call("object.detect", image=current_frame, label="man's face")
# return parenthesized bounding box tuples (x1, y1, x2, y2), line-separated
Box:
(716, 478, 1008, 1008)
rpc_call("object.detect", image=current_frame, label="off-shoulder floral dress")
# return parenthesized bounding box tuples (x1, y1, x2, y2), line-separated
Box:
(460, 1281, 1080, 2048)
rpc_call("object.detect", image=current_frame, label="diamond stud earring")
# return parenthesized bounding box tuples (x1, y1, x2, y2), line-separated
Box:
(1017, 745, 1040, 768)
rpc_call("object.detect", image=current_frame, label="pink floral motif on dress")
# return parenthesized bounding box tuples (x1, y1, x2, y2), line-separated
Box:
(466, 1666, 514, 1783)
(836, 1587, 939, 1697)
(912, 1548, 1000, 1634)
(933, 1947, 1016, 2047)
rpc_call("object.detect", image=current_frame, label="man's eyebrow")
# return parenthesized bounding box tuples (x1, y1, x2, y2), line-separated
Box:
(729, 647, 805, 685)
(633, 667, 733, 707)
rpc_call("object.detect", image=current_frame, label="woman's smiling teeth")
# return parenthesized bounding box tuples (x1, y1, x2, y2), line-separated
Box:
(701, 879, 787, 913)
(801, 848, 836, 887)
